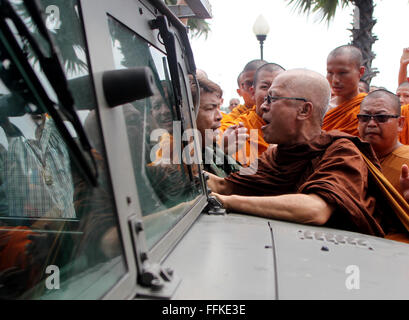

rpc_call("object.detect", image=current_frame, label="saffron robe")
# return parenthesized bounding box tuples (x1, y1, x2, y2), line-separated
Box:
(322, 93, 367, 137)
(224, 130, 395, 237)
(399, 104, 409, 145)
(220, 104, 253, 132)
(220, 106, 269, 166)
(380, 145, 409, 195)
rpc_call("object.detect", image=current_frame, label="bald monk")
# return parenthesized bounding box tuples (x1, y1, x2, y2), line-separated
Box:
(357, 89, 409, 242)
(358, 90, 409, 194)
(221, 63, 285, 166)
(322, 45, 366, 136)
(398, 47, 409, 86)
(207, 68, 397, 237)
(228, 98, 240, 112)
(223, 59, 267, 123)
(358, 79, 369, 93)
(397, 82, 409, 106)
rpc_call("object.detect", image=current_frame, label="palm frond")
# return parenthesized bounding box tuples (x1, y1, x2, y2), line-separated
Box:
(286, 0, 351, 23)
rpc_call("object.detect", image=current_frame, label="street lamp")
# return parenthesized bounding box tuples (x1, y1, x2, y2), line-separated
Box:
(253, 15, 270, 60)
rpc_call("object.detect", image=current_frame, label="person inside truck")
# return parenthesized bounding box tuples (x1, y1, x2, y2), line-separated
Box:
(207, 68, 395, 238)
(190, 75, 247, 177)
(0, 114, 76, 218)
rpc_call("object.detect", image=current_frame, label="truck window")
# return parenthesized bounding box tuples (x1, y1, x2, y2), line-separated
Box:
(107, 16, 203, 249)
(0, 0, 126, 299)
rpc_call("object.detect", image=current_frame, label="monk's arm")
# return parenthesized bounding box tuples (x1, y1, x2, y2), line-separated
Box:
(213, 192, 334, 225)
(206, 172, 233, 195)
(398, 47, 409, 86)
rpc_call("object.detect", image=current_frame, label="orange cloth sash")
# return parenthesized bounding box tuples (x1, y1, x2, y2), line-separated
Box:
(399, 104, 409, 145)
(362, 153, 409, 243)
(221, 104, 253, 131)
(322, 93, 367, 137)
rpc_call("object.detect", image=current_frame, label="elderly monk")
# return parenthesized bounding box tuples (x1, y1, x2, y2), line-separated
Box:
(223, 59, 267, 122)
(323, 45, 366, 136)
(207, 68, 391, 237)
(221, 63, 285, 166)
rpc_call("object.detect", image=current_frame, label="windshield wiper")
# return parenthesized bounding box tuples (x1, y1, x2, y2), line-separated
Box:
(0, 0, 98, 186)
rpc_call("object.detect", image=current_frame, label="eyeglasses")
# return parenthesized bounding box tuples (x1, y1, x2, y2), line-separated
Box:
(356, 114, 399, 123)
(264, 95, 308, 105)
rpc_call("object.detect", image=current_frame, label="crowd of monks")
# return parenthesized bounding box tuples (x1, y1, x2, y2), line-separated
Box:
(196, 45, 409, 243)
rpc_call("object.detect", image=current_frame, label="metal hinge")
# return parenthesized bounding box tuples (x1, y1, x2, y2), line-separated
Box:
(202, 172, 226, 215)
(129, 216, 181, 299)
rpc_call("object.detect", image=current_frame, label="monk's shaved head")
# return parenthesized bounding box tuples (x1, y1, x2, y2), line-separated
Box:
(278, 69, 331, 124)
(398, 81, 409, 89)
(328, 45, 364, 69)
(397, 81, 409, 105)
(254, 63, 285, 86)
(237, 59, 268, 85)
(361, 89, 401, 115)
(243, 59, 268, 72)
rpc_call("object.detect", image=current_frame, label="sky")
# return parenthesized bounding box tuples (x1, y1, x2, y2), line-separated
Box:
(189, 0, 409, 110)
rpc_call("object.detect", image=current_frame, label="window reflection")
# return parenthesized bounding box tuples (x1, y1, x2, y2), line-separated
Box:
(108, 16, 202, 249)
(0, 0, 126, 299)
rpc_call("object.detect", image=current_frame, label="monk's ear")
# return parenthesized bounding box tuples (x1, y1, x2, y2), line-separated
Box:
(297, 101, 313, 120)
(398, 116, 405, 132)
(236, 88, 242, 97)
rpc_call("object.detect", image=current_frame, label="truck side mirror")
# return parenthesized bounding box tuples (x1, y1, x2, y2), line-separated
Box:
(102, 67, 155, 108)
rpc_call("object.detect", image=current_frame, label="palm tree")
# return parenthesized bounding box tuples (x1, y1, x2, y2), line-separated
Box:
(286, 0, 381, 84)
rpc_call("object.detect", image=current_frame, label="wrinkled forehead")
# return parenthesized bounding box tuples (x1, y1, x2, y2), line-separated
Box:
(268, 73, 297, 95)
(397, 86, 409, 94)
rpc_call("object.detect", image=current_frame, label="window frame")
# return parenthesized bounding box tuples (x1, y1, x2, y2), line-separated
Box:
(80, 0, 208, 298)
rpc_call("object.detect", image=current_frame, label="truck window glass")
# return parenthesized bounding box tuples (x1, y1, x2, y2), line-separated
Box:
(0, 0, 126, 299)
(107, 16, 202, 249)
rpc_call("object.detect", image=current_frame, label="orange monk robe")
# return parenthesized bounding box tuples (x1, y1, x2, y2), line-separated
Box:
(380, 145, 409, 195)
(322, 93, 367, 137)
(399, 104, 409, 145)
(220, 105, 270, 166)
(220, 104, 253, 132)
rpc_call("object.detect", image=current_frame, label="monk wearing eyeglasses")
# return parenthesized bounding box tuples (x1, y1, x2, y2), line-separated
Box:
(323, 45, 366, 136)
(358, 90, 409, 194)
(206, 68, 404, 237)
(357, 89, 409, 242)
